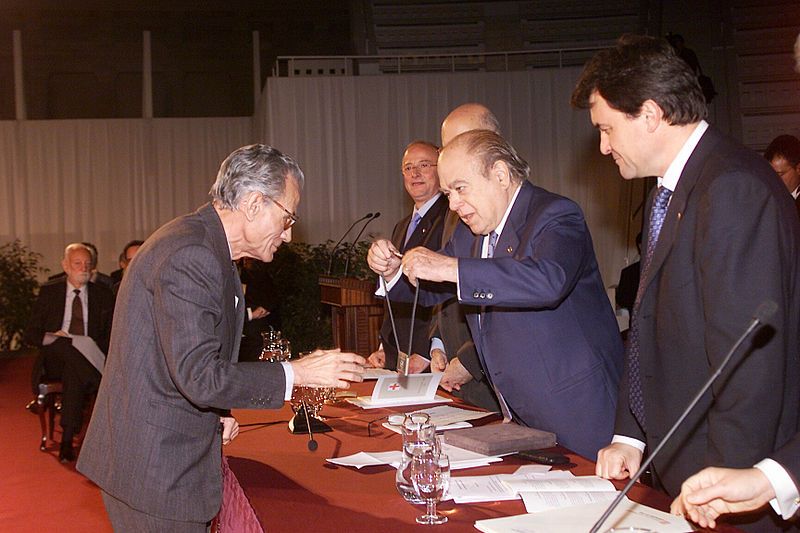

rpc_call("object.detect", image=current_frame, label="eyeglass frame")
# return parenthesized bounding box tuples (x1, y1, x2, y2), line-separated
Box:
(401, 161, 437, 175)
(262, 194, 298, 230)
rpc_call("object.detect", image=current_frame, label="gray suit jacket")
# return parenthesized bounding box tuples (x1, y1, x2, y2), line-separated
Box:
(78, 203, 287, 522)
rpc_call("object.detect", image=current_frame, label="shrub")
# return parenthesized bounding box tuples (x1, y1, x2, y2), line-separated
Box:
(0, 240, 48, 351)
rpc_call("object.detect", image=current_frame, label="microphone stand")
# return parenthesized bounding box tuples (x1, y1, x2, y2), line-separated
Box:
(327, 212, 372, 275)
(343, 212, 380, 277)
(589, 301, 777, 533)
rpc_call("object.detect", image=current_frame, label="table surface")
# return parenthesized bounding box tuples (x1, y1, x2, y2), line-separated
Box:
(225, 382, 737, 533)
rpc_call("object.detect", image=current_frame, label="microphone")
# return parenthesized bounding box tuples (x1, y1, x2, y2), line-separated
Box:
(589, 300, 778, 533)
(327, 212, 373, 274)
(343, 212, 381, 277)
(302, 402, 318, 452)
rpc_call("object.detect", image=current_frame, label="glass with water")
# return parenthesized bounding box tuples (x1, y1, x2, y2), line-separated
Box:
(395, 412, 438, 504)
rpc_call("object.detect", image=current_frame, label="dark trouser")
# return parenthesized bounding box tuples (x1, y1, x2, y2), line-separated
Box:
(36, 339, 100, 432)
(102, 491, 211, 533)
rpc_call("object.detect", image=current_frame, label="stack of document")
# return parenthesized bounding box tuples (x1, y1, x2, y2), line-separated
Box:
(347, 374, 451, 408)
(474, 497, 693, 533)
(326, 443, 503, 470)
(380, 405, 496, 433)
(448, 465, 572, 504)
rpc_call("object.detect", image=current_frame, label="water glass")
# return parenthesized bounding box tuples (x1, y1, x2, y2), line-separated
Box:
(411, 451, 450, 525)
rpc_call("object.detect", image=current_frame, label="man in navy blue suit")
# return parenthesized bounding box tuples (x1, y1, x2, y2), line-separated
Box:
(368, 129, 624, 459)
(572, 35, 800, 532)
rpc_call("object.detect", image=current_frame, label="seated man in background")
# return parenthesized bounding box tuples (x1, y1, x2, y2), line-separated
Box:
(25, 242, 115, 462)
(110, 239, 143, 285)
(764, 134, 800, 215)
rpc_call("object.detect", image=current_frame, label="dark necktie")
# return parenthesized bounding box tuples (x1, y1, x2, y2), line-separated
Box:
(69, 289, 84, 336)
(404, 212, 421, 247)
(627, 186, 672, 430)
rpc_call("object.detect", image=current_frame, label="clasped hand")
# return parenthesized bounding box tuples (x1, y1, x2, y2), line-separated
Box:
(290, 348, 365, 389)
(367, 239, 457, 286)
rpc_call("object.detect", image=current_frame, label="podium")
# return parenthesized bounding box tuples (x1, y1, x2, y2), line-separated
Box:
(318, 276, 383, 356)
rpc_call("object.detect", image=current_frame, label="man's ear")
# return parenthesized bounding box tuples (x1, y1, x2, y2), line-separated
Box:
(640, 99, 664, 133)
(241, 192, 262, 221)
(491, 160, 512, 190)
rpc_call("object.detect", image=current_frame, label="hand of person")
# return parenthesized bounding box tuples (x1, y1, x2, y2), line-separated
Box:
(408, 353, 430, 373)
(52, 330, 70, 337)
(290, 348, 365, 389)
(220, 416, 240, 445)
(595, 442, 643, 480)
(250, 306, 268, 320)
(367, 239, 402, 280)
(401, 247, 458, 286)
(430, 348, 448, 373)
(439, 356, 473, 392)
(670, 467, 775, 529)
(367, 348, 385, 368)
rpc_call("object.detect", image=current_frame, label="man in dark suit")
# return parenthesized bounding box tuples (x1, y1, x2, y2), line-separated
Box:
(763, 134, 800, 217)
(367, 140, 449, 373)
(428, 103, 502, 412)
(77, 144, 365, 531)
(25, 242, 115, 462)
(109, 239, 143, 285)
(369, 130, 624, 460)
(672, 433, 800, 528)
(572, 35, 800, 530)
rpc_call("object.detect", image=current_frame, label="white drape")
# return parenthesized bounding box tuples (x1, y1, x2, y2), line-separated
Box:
(1, 67, 642, 291)
(255, 68, 644, 290)
(0, 118, 252, 274)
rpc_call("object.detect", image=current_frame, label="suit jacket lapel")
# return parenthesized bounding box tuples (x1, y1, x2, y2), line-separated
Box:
(640, 128, 718, 295)
(198, 203, 240, 363)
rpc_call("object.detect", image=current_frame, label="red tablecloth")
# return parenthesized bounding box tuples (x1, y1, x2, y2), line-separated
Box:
(222, 384, 739, 532)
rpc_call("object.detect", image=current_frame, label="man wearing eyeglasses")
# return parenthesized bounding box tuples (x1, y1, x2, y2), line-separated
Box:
(78, 144, 365, 532)
(368, 140, 449, 374)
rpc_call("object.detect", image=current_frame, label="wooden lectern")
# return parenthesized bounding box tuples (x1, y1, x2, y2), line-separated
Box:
(318, 276, 383, 356)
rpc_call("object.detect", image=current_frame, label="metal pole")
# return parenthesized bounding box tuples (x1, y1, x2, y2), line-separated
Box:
(252, 31, 261, 108)
(142, 31, 153, 118)
(13, 30, 26, 120)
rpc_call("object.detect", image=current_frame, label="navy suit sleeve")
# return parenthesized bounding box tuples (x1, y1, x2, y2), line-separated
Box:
(458, 198, 591, 308)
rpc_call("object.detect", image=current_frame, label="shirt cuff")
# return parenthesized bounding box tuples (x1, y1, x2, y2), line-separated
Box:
(280, 361, 294, 401)
(611, 434, 646, 453)
(429, 337, 445, 357)
(246, 307, 253, 321)
(375, 270, 403, 296)
(755, 458, 800, 519)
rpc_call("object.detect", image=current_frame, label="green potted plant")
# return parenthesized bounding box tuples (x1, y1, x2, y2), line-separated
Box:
(0, 240, 48, 353)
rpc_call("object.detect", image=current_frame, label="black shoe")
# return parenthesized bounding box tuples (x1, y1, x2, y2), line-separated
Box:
(59, 440, 75, 463)
(26, 400, 40, 414)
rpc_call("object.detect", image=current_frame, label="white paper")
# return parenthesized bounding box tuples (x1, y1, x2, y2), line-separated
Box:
(502, 475, 616, 496)
(383, 420, 472, 433)
(70, 335, 105, 374)
(474, 497, 693, 533)
(362, 367, 398, 380)
(346, 395, 452, 409)
(448, 474, 520, 503)
(520, 490, 618, 513)
(325, 443, 503, 471)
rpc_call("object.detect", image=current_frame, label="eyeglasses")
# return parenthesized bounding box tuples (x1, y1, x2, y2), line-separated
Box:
(262, 194, 298, 230)
(402, 161, 437, 175)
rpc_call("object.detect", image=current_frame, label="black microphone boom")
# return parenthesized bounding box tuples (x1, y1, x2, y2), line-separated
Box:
(589, 300, 778, 533)
(327, 212, 372, 274)
(343, 212, 380, 277)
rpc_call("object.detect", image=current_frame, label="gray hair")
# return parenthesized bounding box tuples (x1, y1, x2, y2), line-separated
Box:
(64, 242, 92, 260)
(446, 129, 529, 185)
(209, 144, 305, 210)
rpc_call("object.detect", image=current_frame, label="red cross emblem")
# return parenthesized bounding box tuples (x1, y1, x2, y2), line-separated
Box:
(388, 383, 401, 391)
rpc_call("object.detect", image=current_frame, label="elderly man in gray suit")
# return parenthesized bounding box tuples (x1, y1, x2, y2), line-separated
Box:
(77, 144, 365, 532)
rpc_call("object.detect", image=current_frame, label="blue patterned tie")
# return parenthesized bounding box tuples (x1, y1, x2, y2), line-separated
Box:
(404, 212, 421, 247)
(486, 231, 498, 258)
(628, 186, 672, 430)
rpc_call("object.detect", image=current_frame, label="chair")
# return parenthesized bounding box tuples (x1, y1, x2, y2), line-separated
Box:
(35, 380, 63, 451)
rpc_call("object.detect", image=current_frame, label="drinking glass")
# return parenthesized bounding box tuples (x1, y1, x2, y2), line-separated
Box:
(396, 413, 437, 503)
(410, 451, 450, 525)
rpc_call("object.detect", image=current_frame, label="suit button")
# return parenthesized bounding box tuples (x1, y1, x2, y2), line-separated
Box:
(479, 292, 486, 299)
(487, 292, 493, 299)
(473, 291, 480, 298)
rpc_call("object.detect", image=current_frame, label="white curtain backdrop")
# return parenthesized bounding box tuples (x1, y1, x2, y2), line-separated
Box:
(255, 68, 645, 290)
(1, 67, 644, 291)
(0, 118, 252, 275)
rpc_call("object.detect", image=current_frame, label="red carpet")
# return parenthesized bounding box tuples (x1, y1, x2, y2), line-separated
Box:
(0, 354, 112, 532)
